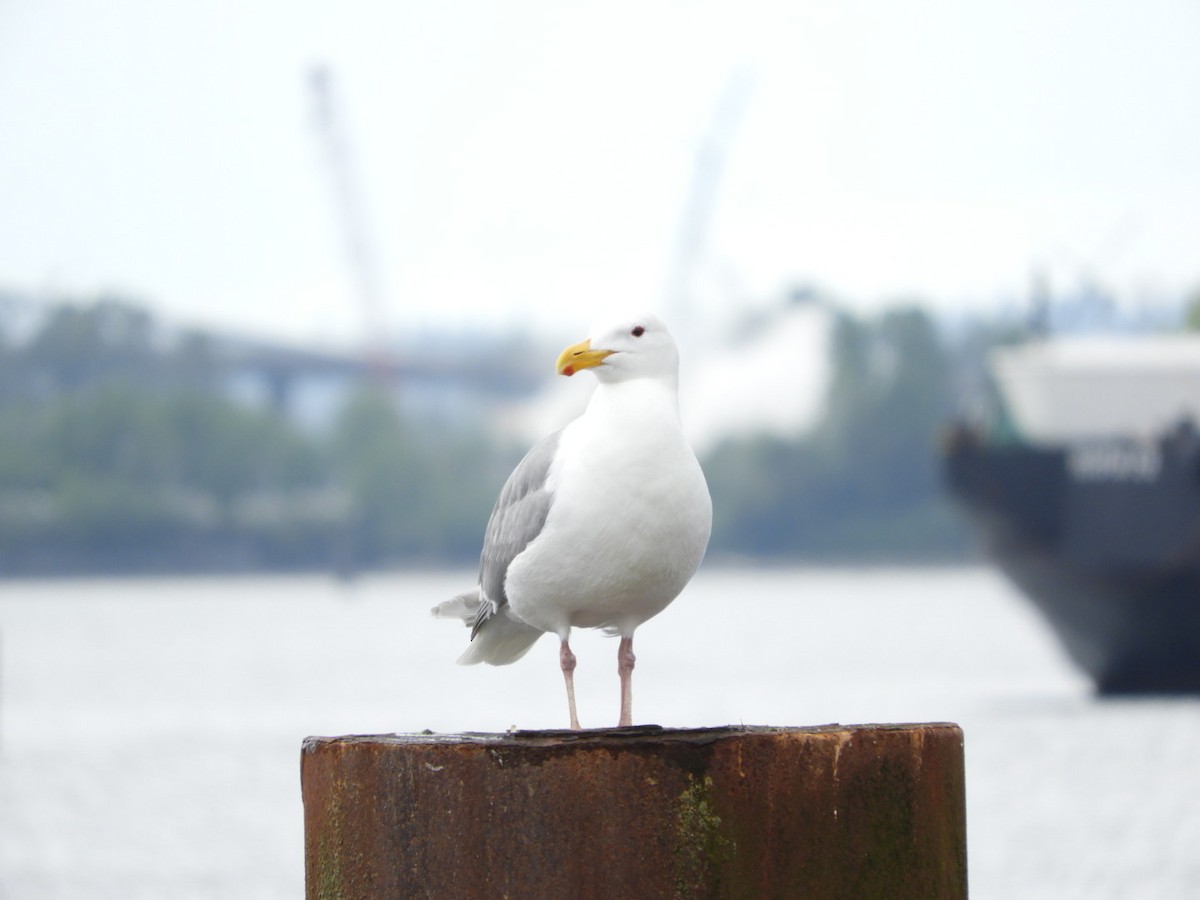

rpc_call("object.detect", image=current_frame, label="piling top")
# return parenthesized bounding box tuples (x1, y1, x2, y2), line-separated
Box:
(303, 721, 961, 751)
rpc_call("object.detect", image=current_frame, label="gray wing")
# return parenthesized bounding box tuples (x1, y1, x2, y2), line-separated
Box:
(472, 429, 561, 638)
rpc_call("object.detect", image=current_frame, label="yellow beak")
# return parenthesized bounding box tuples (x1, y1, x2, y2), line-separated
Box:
(556, 338, 614, 377)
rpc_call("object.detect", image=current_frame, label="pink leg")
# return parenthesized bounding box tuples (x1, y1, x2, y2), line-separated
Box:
(560, 638, 581, 730)
(618, 636, 636, 727)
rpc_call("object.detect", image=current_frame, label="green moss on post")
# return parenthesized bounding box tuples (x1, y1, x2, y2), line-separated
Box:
(675, 774, 737, 895)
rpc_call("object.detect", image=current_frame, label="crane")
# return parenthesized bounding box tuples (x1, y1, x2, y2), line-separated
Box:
(307, 65, 393, 380)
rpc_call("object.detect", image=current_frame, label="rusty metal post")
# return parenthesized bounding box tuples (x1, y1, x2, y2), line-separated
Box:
(302, 723, 966, 899)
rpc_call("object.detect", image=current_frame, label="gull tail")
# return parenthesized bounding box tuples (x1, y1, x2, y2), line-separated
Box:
(431, 588, 543, 666)
(431, 589, 482, 624)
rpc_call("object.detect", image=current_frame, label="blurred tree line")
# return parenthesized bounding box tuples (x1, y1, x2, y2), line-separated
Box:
(0, 297, 510, 573)
(705, 306, 982, 560)
(0, 294, 990, 575)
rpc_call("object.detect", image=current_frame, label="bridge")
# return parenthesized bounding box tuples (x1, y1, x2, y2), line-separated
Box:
(209, 332, 547, 421)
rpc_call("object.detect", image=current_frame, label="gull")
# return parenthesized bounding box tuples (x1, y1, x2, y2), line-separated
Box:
(433, 314, 712, 729)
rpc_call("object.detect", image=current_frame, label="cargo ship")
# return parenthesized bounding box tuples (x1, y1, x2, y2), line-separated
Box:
(943, 334, 1200, 694)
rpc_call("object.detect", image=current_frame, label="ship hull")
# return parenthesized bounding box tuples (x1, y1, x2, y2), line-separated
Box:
(944, 428, 1200, 694)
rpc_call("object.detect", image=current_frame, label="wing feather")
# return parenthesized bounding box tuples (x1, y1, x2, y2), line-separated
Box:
(473, 429, 561, 637)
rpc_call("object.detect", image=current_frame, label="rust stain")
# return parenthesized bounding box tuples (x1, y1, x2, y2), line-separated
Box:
(302, 723, 966, 900)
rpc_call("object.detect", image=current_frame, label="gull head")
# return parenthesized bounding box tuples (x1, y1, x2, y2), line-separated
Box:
(555, 314, 679, 383)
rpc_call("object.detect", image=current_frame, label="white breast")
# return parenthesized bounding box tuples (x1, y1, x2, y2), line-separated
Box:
(504, 378, 712, 638)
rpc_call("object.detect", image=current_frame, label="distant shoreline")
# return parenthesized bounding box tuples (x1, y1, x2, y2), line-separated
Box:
(0, 550, 981, 581)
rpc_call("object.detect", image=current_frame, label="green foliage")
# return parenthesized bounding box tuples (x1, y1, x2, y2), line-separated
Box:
(326, 387, 504, 564)
(704, 306, 971, 561)
(0, 375, 333, 570)
(0, 296, 504, 573)
(1184, 287, 1200, 331)
(40, 385, 322, 498)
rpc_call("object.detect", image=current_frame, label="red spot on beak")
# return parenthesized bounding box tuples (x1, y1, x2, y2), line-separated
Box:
(562, 365, 575, 376)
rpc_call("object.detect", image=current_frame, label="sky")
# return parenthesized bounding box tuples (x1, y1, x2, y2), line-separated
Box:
(1, 0, 1198, 347)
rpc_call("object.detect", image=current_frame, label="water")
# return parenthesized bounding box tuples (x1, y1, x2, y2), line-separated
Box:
(0, 567, 1197, 898)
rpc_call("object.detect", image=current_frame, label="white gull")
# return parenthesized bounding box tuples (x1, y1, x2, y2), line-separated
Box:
(432, 314, 712, 729)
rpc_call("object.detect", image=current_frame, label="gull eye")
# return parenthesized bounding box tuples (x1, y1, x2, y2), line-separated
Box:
(631, 325, 645, 337)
